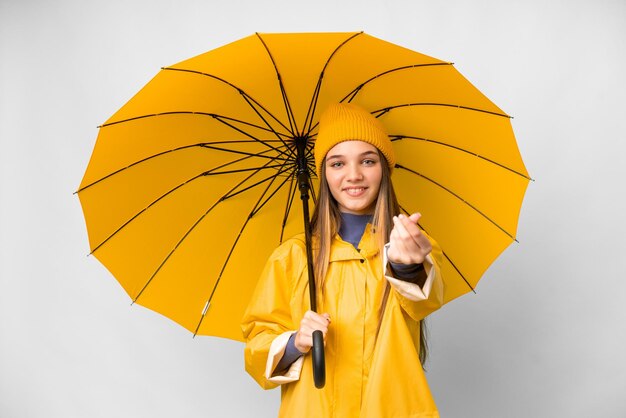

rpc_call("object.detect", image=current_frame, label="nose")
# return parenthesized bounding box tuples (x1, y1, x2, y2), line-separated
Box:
(346, 162, 363, 181)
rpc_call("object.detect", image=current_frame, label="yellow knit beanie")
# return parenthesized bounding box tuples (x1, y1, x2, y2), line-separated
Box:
(314, 102, 395, 176)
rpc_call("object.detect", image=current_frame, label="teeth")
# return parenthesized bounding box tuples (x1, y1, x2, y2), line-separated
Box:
(345, 188, 365, 196)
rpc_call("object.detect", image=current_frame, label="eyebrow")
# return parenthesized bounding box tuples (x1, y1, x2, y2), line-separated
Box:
(326, 150, 379, 160)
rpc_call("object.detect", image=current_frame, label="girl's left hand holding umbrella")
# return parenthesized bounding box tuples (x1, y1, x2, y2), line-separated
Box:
(294, 311, 331, 353)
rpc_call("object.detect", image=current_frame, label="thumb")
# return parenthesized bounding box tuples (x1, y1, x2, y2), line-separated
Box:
(408, 212, 421, 224)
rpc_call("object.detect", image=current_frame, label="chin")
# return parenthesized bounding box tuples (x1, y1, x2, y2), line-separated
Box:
(342, 203, 374, 215)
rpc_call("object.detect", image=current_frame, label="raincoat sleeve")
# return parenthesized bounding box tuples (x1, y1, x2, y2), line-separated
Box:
(382, 235, 444, 321)
(241, 239, 306, 390)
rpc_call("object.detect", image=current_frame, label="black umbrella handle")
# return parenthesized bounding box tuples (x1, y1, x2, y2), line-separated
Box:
(312, 330, 326, 388)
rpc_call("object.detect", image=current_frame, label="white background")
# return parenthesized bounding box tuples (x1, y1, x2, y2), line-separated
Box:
(1, 1, 625, 417)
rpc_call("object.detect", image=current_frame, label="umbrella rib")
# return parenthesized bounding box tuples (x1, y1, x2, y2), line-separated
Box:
(193, 162, 294, 336)
(399, 205, 476, 294)
(132, 158, 278, 305)
(77, 143, 202, 193)
(306, 100, 510, 138)
(250, 166, 296, 218)
(255, 32, 298, 136)
(218, 164, 288, 202)
(206, 144, 294, 196)
(305, 145, 318, 204)
(391, 135, 531, 180)
(200, 163, 285, 177)
(401, 206, 476, 294)
(77, 141, 283, 193)
(161, 67, 294, 136)
(238, 92, 296, 159)
(88, 152, 279, 255)
(396, 164, 517, 241)
(340, 62, 454, 104)
(305, 141, 318, 177)
(374, 103, 510, 119)
(206, 114, 289, 155)
(440, 249, 477, 294)
(99, 112, 289, 154)
(99, 111, 274, 133)
(304, 78, 323, 137)
(306, 63, 459, 133)
(200, 143, 290, 162)
(214, 114, 292, 139)
(200, 136, 295, 169)
(89, 172, 201, 255)
(303, 32, 364, 135)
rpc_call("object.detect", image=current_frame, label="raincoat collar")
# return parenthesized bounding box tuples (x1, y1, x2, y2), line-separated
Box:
(329, 223, 380, 262)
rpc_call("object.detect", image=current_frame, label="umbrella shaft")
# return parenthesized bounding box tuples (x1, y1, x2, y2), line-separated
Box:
(295, 137, 317, 312)
(300, 187, 316, 312)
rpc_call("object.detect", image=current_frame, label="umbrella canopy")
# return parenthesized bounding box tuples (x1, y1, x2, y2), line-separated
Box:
(78, 32, 530, 342)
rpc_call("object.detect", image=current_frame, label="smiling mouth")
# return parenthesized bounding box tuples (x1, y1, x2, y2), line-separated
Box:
(343, 187, 367, 196)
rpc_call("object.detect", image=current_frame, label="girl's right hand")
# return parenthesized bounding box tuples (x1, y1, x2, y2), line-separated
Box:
(294, 310, 331, 353)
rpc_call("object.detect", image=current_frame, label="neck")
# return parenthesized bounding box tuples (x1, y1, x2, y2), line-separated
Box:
(338, 212, 372, 248)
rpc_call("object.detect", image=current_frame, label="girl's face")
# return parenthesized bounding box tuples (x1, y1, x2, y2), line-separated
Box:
(324, 140, 383, 215)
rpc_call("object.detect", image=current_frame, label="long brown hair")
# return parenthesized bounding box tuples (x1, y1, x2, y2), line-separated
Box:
(310, 150, 429, 366)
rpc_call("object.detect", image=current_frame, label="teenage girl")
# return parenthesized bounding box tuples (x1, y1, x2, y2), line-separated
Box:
(242, 102, 444, 417)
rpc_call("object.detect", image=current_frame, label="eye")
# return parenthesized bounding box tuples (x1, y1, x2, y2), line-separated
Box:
(362, 158, 378, 166)
(328, 160, 344, 168)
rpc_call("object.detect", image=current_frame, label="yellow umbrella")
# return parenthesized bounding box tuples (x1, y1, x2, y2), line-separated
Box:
(78, 32, 529, 344)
